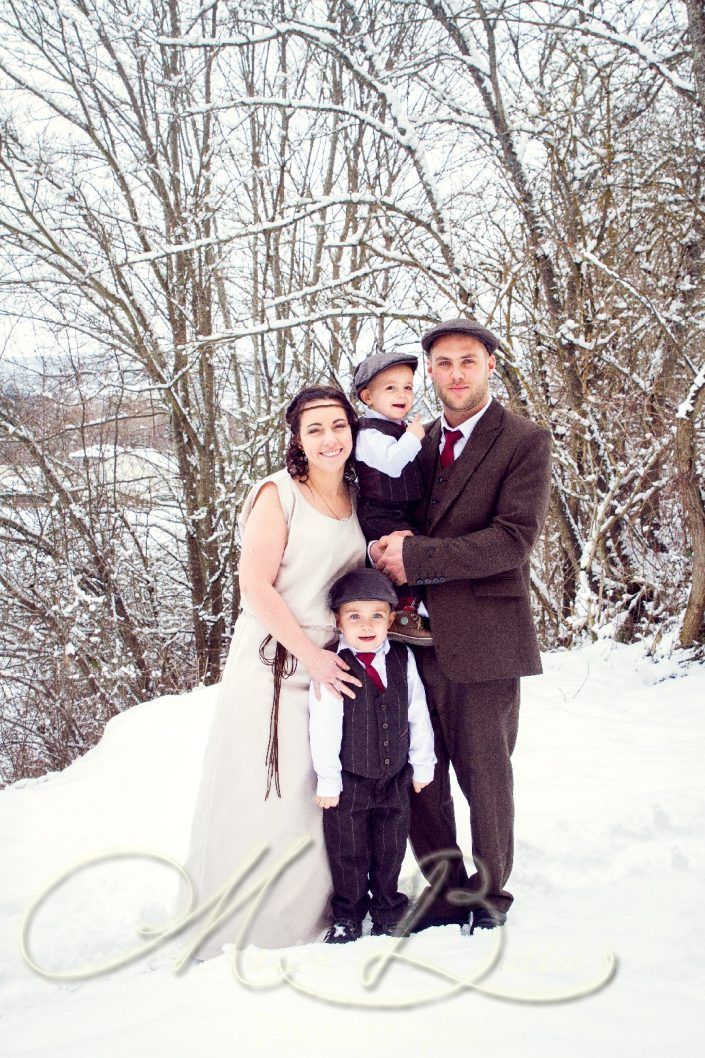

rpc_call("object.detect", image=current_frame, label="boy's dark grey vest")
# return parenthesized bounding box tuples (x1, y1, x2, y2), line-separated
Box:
(333, 641, 410, 778)
(355, 418, 425, 504)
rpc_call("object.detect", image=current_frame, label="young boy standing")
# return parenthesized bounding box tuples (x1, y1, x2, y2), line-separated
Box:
(353, 349, 431, 645)
(308, 568, 436, 943)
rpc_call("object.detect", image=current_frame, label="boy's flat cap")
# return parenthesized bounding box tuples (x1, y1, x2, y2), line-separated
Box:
(420, 318, 500, 355)
(353, 350, 418, 396)
(329, 568, 398, 610)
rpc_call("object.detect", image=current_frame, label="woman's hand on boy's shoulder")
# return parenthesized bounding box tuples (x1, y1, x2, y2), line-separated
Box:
(306, 646, 361, 701)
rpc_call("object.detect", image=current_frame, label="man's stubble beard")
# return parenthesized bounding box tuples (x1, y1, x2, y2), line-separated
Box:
(434, 378, 490, 419)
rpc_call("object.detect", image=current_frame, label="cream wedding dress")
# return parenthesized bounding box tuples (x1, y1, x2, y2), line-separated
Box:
(177, 469, 365, 957)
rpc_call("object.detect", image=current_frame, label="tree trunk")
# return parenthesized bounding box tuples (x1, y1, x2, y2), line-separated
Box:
(686, 0, 705, 122)
(676, 380, 705, 646)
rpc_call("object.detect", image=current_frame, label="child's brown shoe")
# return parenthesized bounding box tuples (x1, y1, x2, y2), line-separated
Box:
(387, 610, 434, 646)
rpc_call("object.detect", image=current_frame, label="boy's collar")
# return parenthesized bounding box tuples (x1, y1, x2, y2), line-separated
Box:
(337, 635, 390, 656)
(361, 408, 404, 424)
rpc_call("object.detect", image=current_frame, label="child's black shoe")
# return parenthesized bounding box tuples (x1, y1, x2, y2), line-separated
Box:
(324, 919, 362, 944)
(370, 921, 407, 937)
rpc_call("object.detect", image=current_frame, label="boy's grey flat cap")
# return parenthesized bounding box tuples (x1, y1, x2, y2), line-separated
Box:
(421, 318, 500, 355)
(353, 350, 419, 396)
(329, 568, 398, 610)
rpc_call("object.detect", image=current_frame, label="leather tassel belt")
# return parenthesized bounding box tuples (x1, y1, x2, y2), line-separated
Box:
(258, 634, 297, 799)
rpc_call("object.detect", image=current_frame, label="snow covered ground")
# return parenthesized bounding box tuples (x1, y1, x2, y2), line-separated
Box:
(1, 637, 704, 1057)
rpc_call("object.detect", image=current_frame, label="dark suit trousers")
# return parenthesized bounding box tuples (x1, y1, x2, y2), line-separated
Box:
(410, 650, 520, 918)
(323, 764, 412, 927)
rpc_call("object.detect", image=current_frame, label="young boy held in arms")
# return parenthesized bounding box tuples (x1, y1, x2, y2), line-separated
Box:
(353, 349, 433, 645)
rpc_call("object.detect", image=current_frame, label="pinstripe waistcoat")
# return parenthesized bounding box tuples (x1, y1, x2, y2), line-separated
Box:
(335, 641, 410, 779)
(355, 419, 425, 504)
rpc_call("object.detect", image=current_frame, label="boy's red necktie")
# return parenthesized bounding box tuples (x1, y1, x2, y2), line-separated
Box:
(355, 652, 385, 692)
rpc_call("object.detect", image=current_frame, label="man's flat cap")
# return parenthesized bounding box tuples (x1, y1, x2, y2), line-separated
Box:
(329, 568, 398, 610)
(353, 350, 418, 396)
(421, 318, 500, 355)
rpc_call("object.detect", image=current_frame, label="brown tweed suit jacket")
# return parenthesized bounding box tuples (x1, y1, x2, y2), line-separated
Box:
(403, 399, 552, 683)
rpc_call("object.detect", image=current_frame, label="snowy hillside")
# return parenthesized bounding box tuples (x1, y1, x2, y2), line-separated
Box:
(1, 638, 704, 1057)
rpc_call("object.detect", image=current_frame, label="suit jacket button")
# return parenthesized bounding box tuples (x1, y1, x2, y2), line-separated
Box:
(384, 758, 390, 765)
(383, 740, 389, 746)
(382, 722, 389, 729)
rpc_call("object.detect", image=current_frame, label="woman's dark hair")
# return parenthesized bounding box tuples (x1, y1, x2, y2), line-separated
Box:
(285, 385, 358, 483)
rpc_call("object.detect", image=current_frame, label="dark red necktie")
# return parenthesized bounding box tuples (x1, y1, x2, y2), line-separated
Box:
(439, 428, 463, 469)
(355, 652, 385, 692)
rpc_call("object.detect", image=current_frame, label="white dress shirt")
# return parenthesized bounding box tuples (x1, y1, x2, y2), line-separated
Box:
(308, 636, 436, 797)
(354, 408, 422, 477)
(438, 395, 493, 459)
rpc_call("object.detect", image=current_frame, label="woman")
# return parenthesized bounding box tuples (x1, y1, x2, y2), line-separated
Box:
(178, 386, 366, 958)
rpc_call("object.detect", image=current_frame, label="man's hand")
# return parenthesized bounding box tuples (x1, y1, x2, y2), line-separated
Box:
(413, 780, 430, 794)
(314, 794, 340, 809)
(376, 530, 412, 585)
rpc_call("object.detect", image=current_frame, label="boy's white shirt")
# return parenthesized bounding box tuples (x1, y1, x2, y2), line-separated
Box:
(308, 636, 436, 797)
(354, 408, 422, 477)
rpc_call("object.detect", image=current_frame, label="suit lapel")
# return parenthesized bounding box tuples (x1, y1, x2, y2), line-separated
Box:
(426, 400, 504, 533)
(420, 419, 442, 478)
(417, 419, 442, 526)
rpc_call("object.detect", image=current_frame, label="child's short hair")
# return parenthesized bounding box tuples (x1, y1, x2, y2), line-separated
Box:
(329, 568, 398, 611)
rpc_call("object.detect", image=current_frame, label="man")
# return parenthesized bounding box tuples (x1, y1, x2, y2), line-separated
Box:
(374, 317, 552, 933)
